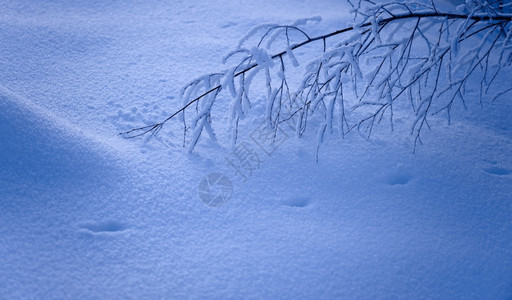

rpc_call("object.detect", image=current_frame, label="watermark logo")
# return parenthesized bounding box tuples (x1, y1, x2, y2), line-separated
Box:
(198, 172, 233, 207)
(199, 109, 297, 207)
(250, 120, 290, 156)
(225, 141, 263, 182)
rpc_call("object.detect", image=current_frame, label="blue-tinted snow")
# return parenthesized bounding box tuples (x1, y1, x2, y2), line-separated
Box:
(0, 0, 511, 299)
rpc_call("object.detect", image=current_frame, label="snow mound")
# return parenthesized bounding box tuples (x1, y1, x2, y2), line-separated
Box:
(0, 86, 118, 187)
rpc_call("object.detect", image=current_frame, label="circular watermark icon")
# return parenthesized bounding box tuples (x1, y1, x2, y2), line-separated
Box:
(198, 173, 233, 207)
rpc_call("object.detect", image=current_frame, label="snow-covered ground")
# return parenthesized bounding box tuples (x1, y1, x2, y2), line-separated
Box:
(1, 0, 511, 298)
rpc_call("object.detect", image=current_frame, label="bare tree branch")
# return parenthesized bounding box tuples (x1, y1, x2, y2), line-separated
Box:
(121, 1, 512, 153)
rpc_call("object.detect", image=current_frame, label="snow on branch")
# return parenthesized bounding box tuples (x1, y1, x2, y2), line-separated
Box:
(121, 0, 512, 153)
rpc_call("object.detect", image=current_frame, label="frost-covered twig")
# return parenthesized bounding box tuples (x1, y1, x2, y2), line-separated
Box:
(121, 0, 512, 153)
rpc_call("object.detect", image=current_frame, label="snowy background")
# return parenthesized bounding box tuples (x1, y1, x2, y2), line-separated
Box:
(1, 0, 511, 298)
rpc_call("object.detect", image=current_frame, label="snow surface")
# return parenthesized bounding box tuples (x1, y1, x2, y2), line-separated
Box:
(1, 0, 511, 299)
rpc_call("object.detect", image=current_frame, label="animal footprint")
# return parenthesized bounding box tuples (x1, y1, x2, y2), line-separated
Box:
(281, 197, 311, 208)
(220, 21, 237, 28)
(384, 171, 413, 185)
(79, 221, 127, 234)
(483, 166, 511, 176)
